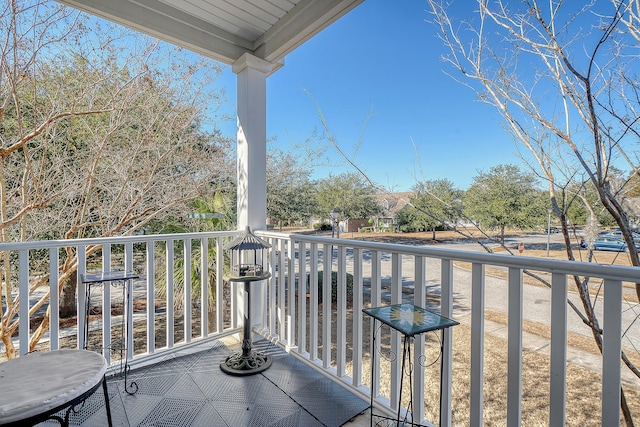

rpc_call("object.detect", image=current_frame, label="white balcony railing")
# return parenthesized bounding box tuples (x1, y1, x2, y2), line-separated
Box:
(1, 230, 638, 426)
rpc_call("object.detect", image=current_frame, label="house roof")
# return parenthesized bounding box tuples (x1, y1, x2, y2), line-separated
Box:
(57, 0, 364, 72)
(375, 192, 413, 218)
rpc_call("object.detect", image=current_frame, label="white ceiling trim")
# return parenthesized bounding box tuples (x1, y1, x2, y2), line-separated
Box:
(57, 0, 364, 69)
(255, 0, 363, 63)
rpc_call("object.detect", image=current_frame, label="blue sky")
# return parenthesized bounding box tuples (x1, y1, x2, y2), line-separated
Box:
(218, 0, 518, 192)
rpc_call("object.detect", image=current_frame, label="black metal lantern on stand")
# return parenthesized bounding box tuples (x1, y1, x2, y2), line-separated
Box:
(330, 208, 340, 238)
(220, 226, 272, 375)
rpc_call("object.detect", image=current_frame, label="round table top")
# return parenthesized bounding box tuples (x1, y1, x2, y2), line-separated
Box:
(0, 349, 107, 425)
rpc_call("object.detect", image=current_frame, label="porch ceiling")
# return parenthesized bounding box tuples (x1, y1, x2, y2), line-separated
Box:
(56, 0, 364, 70)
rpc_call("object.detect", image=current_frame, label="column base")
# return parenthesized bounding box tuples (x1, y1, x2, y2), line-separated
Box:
(220, 350, 272, 376)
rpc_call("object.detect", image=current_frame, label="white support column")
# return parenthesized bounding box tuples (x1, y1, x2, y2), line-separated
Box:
(233, 53, 272, 231)
(232, 53, 273, 338)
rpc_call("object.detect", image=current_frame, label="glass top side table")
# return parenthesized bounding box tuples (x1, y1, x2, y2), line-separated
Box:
(363, 303, 459, 426)
(363, 304, 459, 336)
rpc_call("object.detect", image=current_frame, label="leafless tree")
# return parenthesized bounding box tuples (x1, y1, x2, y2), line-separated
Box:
(0, 1, 233, 358)
(427, 0, 640, 423)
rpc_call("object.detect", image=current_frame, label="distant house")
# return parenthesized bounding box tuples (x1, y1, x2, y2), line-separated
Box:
(372, 192, 413, 232)
(343, 218, 366, 233)
(340, 192, 413, 233)
(623, 197, 640, 228)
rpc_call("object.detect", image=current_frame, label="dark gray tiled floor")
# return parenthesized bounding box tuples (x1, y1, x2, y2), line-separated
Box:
(40, 340, 368, 426)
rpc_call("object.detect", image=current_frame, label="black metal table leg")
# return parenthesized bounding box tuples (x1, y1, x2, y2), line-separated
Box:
(122, 279, 138, 395)
(102, 376, 114, 427)
(82, 271, 140, 395)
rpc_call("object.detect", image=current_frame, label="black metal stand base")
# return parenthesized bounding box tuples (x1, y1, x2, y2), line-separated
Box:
(121, 364, 139, 395)
(220, 275, 273, 376)
(220, 350, 272, 376)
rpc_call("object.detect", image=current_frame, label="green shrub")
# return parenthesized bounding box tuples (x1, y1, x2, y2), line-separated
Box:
(313, 222, 332, 231)
(307, 270, 353, 304)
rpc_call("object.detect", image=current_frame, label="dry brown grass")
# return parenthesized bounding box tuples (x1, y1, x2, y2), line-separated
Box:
(341, 319, 640, 426)
(447, 322, 640, 426)
(484, 310, 640, 368)
(303, 291, 640, 425)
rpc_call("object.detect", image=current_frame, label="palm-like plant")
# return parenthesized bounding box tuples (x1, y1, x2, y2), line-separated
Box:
(155, 192, 234, 310)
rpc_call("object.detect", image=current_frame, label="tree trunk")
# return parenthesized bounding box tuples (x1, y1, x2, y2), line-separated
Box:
(59, 270, 77, 318)
(2, 334, 16, 359)
(622, 388, 635, 427)
(29, 310, 50, 353)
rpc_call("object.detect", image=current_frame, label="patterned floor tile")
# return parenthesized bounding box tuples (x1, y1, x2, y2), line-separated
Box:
(37, 339, 368, 427)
